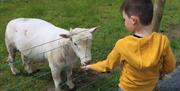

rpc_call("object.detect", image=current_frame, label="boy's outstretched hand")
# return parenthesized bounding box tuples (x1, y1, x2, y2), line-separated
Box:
(80, 65, 91, 70)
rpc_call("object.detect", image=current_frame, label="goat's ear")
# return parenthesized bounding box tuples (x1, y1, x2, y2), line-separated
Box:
(59, 34, 70, 38)
(88, 26, 100, 33)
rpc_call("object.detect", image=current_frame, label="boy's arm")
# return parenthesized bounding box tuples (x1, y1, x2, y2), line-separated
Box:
(88, 41, 122, 73)
(162, 38, 176, 74)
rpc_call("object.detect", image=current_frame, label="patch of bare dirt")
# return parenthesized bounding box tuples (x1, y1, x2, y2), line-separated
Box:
(44, 69, 110, 91)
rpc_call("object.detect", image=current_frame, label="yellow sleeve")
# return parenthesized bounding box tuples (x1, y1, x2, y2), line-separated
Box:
(162, 38, 176, 74)
(89, 41, 121, 73)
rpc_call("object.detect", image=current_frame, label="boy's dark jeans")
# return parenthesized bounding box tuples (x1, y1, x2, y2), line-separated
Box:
(118, 87, 122, 91)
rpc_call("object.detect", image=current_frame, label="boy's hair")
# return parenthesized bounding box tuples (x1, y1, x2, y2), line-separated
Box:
(120, 0, 153, 26)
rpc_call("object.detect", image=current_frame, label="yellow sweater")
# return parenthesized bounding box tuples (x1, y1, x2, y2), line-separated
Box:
(89, 32, 176, 91)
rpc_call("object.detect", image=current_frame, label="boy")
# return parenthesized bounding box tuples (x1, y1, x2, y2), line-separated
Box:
(81, 0, 176, 91)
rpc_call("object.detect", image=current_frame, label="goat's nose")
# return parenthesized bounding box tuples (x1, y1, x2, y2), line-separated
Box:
(85, 61, 91, 65)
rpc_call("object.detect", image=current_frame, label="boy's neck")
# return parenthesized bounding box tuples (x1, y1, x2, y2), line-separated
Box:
(134, 25, 153, 38)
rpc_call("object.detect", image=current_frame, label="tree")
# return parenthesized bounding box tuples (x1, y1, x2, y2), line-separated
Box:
(152, 0, 166, 91)
(151, 0, 166, 32)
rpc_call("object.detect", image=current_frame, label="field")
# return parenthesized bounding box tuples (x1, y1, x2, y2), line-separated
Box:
(0, 0, 180, 91)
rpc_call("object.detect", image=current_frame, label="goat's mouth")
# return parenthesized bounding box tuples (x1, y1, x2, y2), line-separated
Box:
(81, 61, 91, 66)
(80, 56, 91, 66)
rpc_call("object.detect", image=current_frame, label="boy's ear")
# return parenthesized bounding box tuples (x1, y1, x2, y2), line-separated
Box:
(130, 16, 139, 25)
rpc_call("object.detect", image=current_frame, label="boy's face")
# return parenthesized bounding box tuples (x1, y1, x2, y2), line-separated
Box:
(122, 11, 139, 32)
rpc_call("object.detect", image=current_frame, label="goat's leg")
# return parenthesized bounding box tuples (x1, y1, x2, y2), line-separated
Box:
(6, 45, 19, 75)
(66, 67, 74, 89)
(49, 63, 62, 91)
(21, 54, 33, 74)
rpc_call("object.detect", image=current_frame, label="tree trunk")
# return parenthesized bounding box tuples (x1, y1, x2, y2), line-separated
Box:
(152, 0, 166, 91)
(151, 0, 166, 32)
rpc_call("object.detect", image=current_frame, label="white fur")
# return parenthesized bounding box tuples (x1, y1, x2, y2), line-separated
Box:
(5, 18, 97, 91)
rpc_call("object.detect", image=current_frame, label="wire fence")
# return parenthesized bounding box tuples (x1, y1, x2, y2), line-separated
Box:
(19, 29, 92, 52)
(0, 30, 118, 91)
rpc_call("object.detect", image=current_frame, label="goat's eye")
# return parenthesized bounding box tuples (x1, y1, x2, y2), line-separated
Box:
(74, 43, 77, 46)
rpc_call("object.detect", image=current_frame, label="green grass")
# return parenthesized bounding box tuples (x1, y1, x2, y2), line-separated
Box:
(0, 0, 180, 91)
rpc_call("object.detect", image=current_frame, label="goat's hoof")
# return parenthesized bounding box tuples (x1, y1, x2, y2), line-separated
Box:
(27, 69, 40, 75)
(69, 86, 76, 91)
(12, 69, 20, 75)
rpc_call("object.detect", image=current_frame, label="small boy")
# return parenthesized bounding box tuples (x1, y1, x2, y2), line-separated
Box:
(81, 0, 176, 91)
